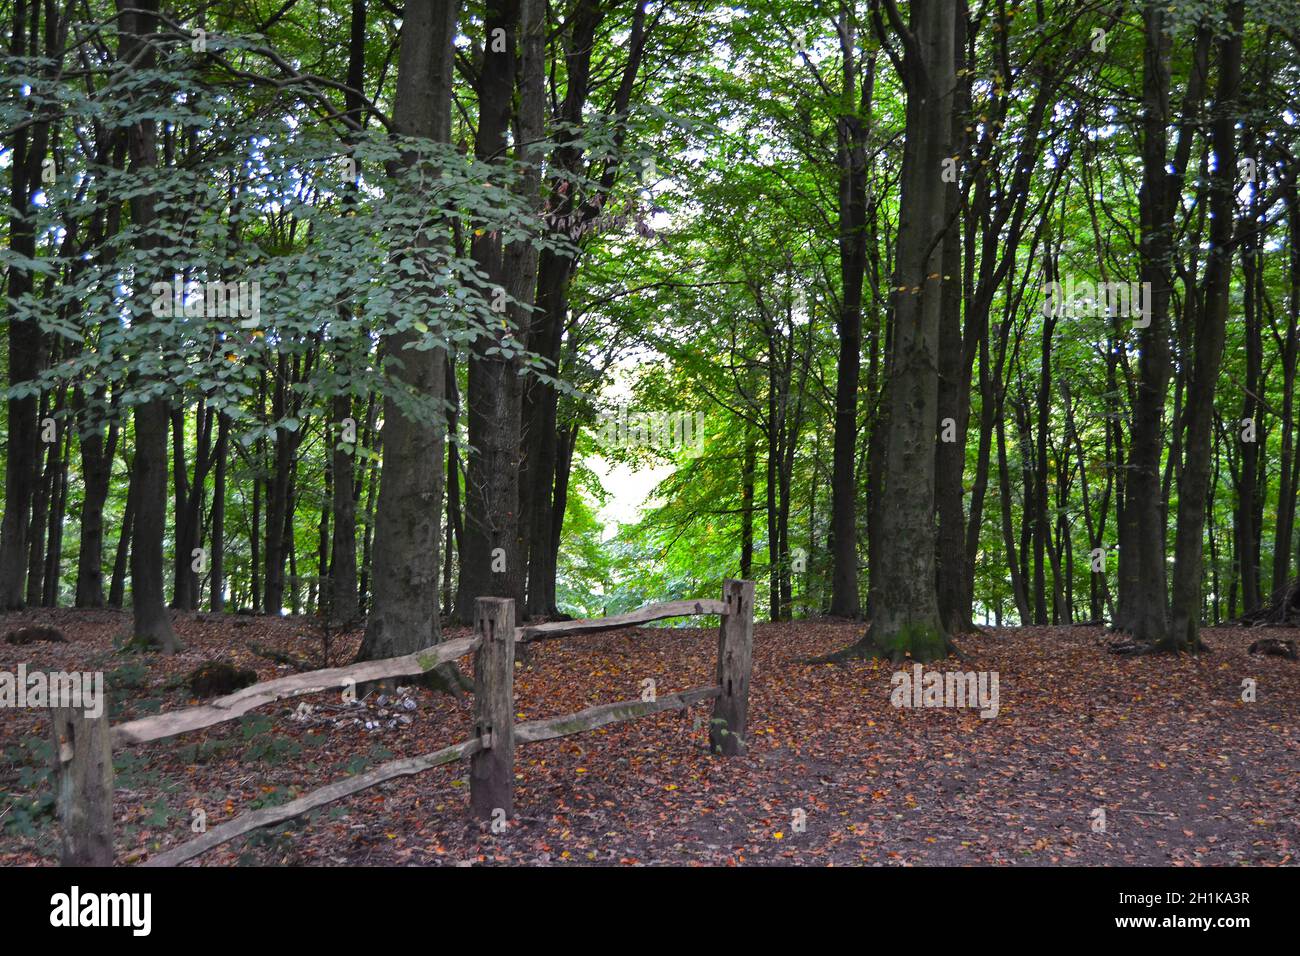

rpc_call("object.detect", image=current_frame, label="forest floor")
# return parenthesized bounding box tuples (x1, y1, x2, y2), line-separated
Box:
(1, 608, 1296, 866)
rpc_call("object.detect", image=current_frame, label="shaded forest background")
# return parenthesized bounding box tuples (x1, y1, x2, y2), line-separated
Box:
(2, 0, 1298, 662)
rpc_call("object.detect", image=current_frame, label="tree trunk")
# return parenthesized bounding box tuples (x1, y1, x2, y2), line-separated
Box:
(1118, 7, 1209, 645)
(264, 358, 295, 614)
(1168, 0, 1242, 651)
(1272, 181, 1300, 592)
(828, 8, 869, 619)
(118, 0, 178, 652)
(457, 0, 524, 622)
(108, 444, 135, 609)
(75, 416, 117, 607)
(330, 393, 359, 624)
(209, 412, 228, 612)
(0, 0, 55, 610)
(354, 0, 458, 663)
(845, 0, 955, 661)
(442, 358, 463, 618)
(740, 426, 756, 580)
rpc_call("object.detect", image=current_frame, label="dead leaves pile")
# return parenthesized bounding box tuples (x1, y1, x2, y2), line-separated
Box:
(1, 608, 1296, 866)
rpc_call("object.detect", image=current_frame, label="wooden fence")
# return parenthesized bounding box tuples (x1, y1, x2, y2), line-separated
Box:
(48, 579, 755, 866)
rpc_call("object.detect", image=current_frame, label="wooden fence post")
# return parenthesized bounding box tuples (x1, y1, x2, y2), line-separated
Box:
(470, 597, 516, 820)
(711, 578, 754, 756)
(50, 700, 114, 865)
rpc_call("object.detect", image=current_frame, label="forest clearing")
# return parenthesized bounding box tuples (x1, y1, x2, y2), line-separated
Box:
(2, 608, 1295, 867)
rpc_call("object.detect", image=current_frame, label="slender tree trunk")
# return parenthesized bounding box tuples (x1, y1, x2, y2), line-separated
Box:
(544, 424, 577, 612)
(457, 0, 524, 622)
(209, 412, 228, 612)
(1272, 182, 1300, 592)
(108, 442, 134, 609)
(264, 358, 294, 614)
(169, 405, 188, 606)
(118, 0, 178, 651)
(26, 391, 56, 605)
(865, 309, 889, 622)
(442, 357, 463, 618)
(358, 392, 379, 614)
(997, 390, 1031, 623)
(329, 393, 359, 623)
(828, 8, 869, 619)
(42, 412, 71, 606)
(324, 0, 367, 626)
(1168, 0, 1242, 650)
(0, 0, 57, 609)
(740, 426, 756, 580)
(1032, 304, 1057, 625)
(75, 416, 117, 607)
(1235, 213, 1261, 612)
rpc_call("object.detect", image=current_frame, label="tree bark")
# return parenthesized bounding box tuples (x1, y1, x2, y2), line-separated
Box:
(457, 0, 532, 621)
(118, 0, 178, 652)
(209, 412, 228, 612)
(0, 0, 54, 609)
(355, 0, 458, 663)
(1168, 0, 1242, 651)
(828, 7, 870, 619)
(852, 0, 955, 661)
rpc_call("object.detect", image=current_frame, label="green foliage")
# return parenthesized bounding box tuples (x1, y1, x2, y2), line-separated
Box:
(0, 739, 56, 839)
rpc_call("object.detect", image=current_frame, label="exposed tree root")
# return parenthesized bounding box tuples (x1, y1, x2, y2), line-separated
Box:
(1106, 634, 1210, 656)
(801, 624, 961, 666)
(940, 605, 992, 636)
(186, 660, 259, 697)
(1234, 579, 1300, 627)
(412, 661, 474, 698)
(248, 640, 316, 672)
(358, 662, 473, 700)
(3, 625, 66, 645)
(1248, 637, 1298, 660)
(947, 618, 994, 639)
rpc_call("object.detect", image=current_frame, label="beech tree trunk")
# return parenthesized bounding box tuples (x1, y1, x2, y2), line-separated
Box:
(828, 6, 869, 619)
(355, 0, 458, 662)
(1117, 7, 1209, 644)
(457, 0, 532, 622)
(119, 0, 178, 653)
(209, 412, 228, 612)
(1168, 0, 1242, 650)
(0, 0, 53, 610)
(75, 416, 117, 608)
(855, 0, 955, 661)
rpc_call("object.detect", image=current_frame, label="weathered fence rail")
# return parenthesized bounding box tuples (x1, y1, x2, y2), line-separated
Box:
(111, 635, 480, 747)
(49, 579, 755, 866)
